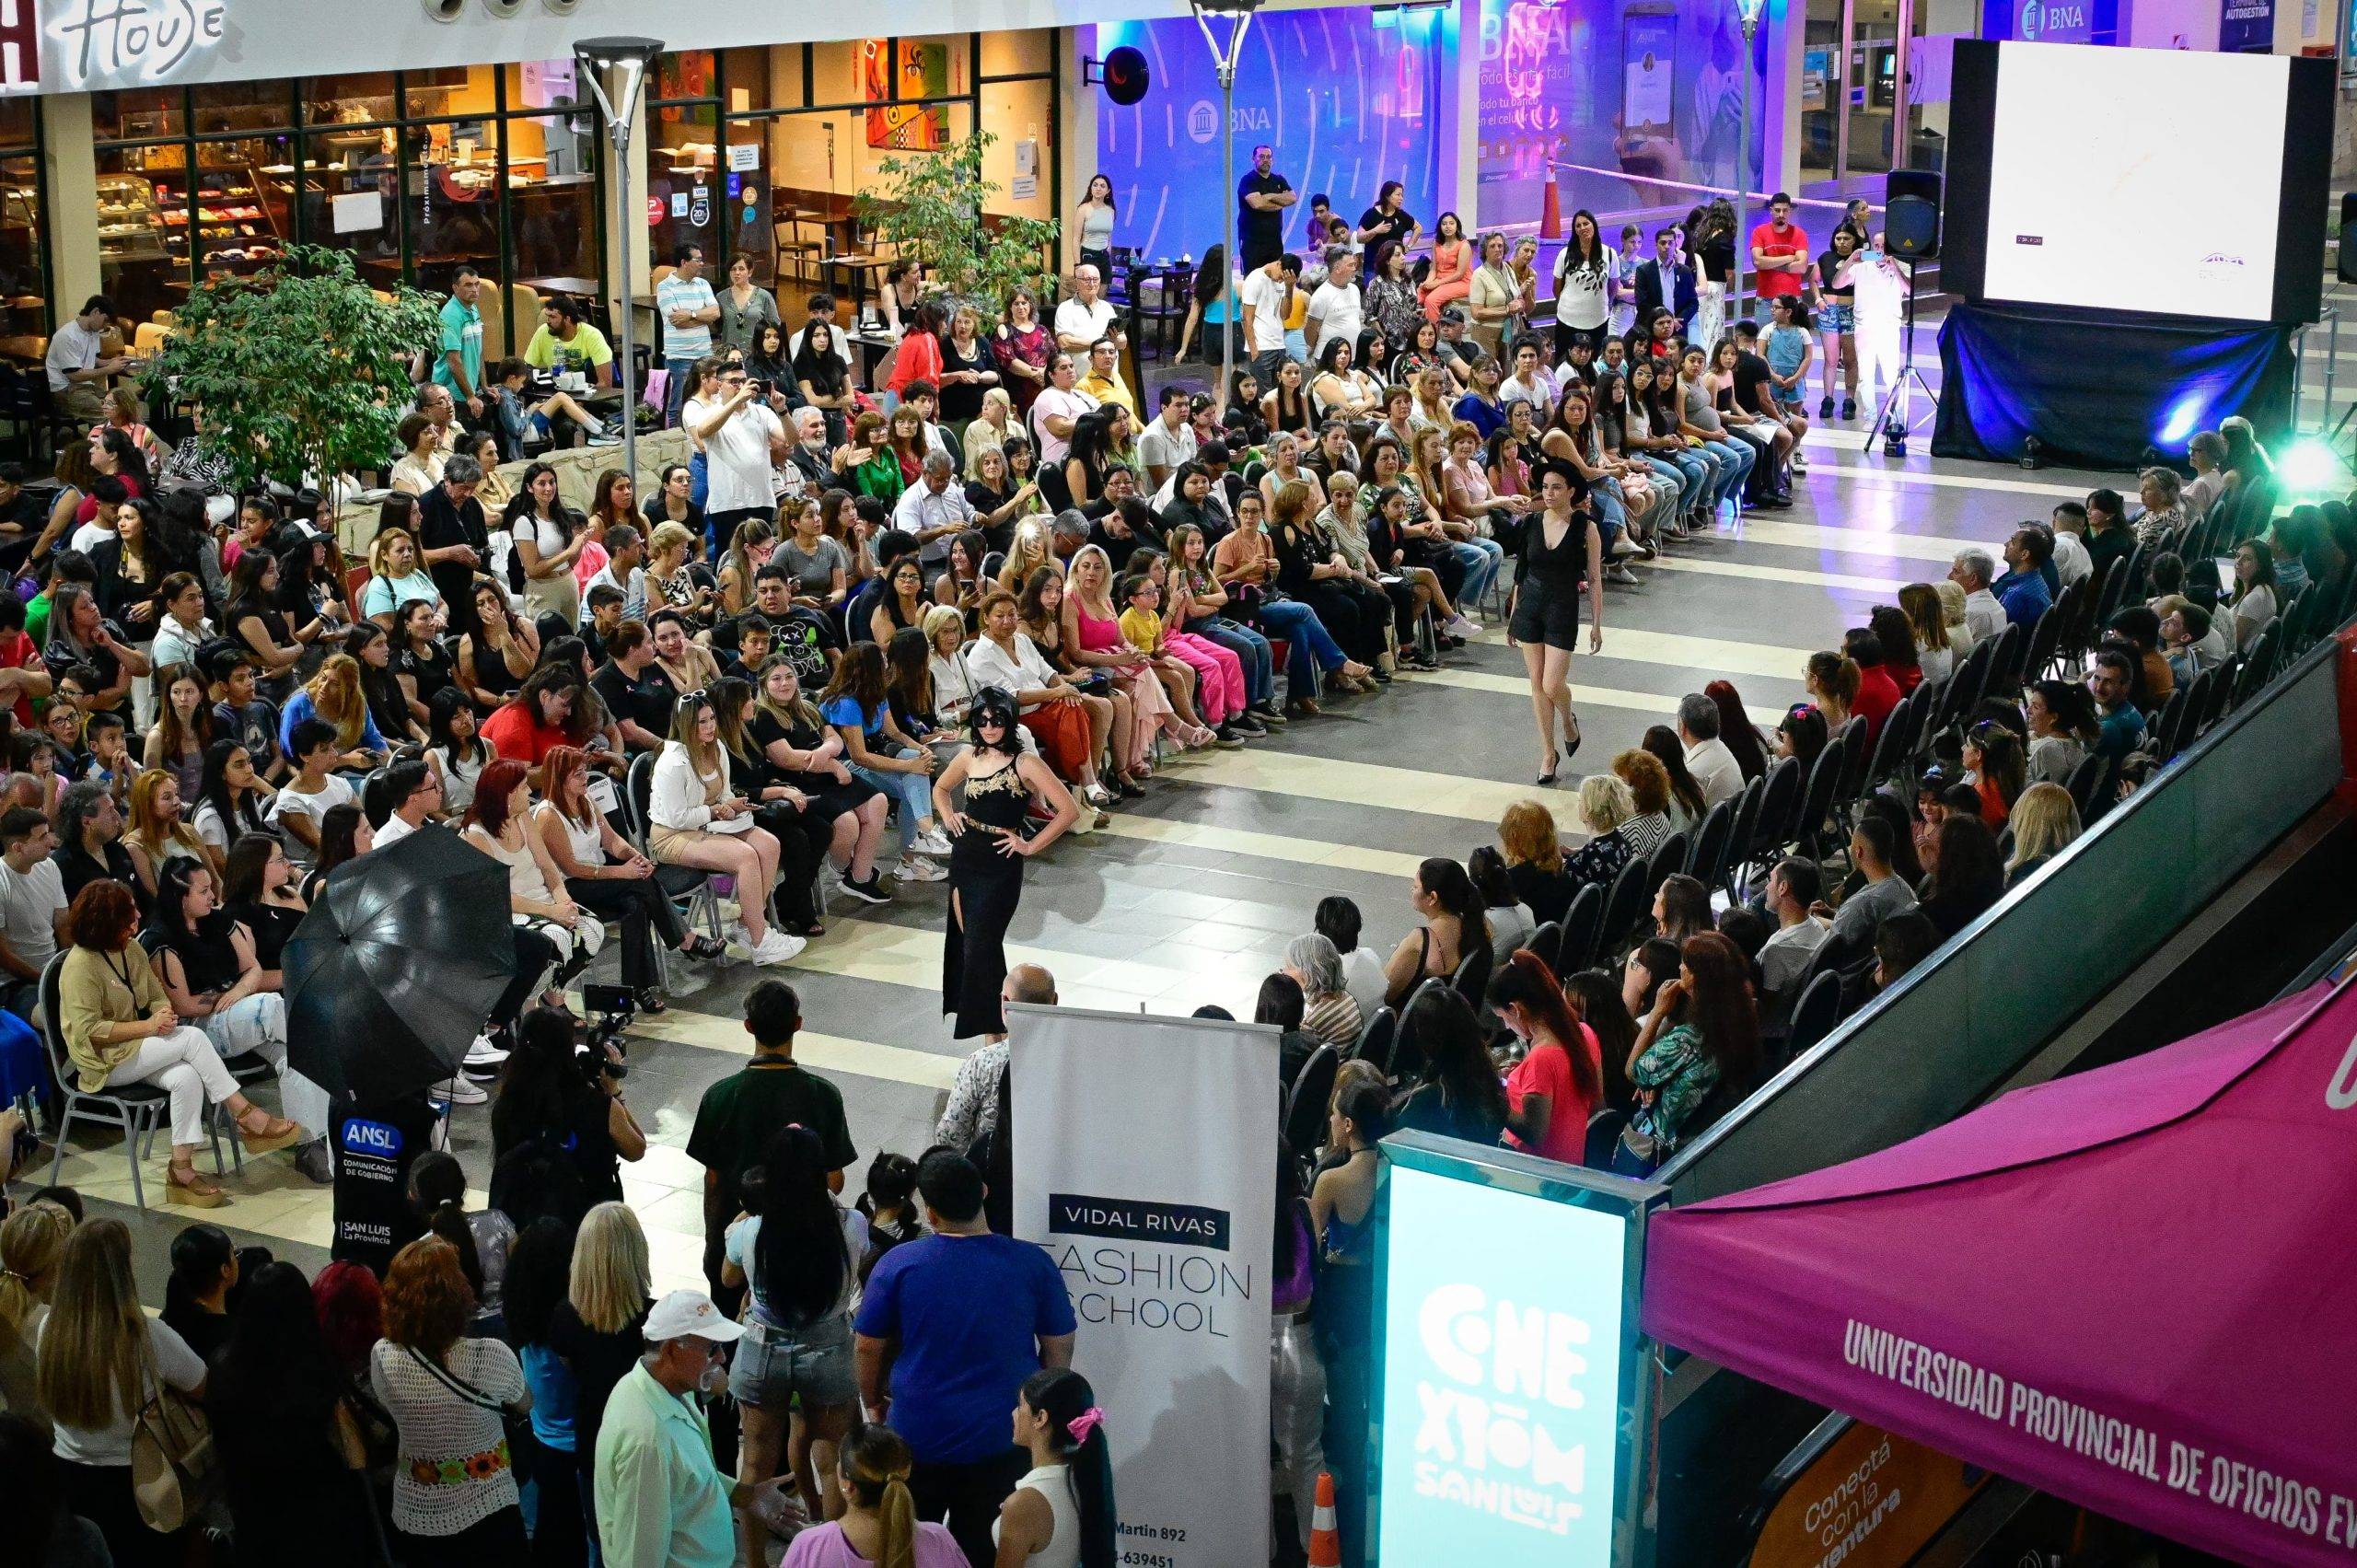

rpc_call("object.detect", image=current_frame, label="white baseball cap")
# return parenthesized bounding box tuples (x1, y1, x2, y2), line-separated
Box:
(642, 1288, 746, 1344)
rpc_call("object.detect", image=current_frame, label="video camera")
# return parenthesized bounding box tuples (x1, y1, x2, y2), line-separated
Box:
(579, 983, 636, 1085)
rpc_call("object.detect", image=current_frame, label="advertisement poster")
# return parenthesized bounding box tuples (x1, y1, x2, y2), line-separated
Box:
(1478, 0, 1756, 232)
(1011, 1006, 1277, 1568)
(2219, 0, 2277, 49)
(865, 39, 951, 151)
(1747, 1421, 1992, 1568)
(1376, 1141, 1655, 1566)
(1091, 11, 1446, 264)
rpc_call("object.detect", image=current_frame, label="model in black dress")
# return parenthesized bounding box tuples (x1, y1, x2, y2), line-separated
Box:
(1509, 461, 1605, 784)
(935, 687, 1079, 1040)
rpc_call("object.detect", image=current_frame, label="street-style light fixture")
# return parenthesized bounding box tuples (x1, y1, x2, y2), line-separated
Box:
(574, 36, 665, 490)
(1731, 0, 1768, 328)
(1189, 0, 1266, 419)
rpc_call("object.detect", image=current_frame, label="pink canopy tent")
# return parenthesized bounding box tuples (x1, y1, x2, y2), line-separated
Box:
(1642, 977, 2357, 1567)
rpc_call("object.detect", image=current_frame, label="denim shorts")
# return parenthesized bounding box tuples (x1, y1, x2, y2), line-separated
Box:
(1819, 300, 1855, 333)
(728, 1312, 856, 1409)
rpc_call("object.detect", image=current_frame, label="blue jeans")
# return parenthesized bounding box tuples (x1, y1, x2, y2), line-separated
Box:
(1590, 480, 1629, 550)
(663, 354, 701, 426)
(1698, 436, 1754, 511)
(850, 749, 933, 839)
(1257, 597, 1347, 693)
(1653, 447, 1714, 517)
(1634, 456, 1689, 520)
(688, 450, 709, 515)
(1450, 538, 1505, 608)
(1196, 616, 1275, 707)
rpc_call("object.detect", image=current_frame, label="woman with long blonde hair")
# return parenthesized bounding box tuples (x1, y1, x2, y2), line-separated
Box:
(0, 1199, 71, 1428)
(123, 767, 206, 900)
(38, 1217, 209, 1568)
(287, 651, 389, 772)
(1062, 542, 1183, 773)
(998, 516, 1056, 594)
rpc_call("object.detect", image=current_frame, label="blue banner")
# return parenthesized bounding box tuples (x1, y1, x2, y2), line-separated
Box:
(1091, 10, 1452, 267)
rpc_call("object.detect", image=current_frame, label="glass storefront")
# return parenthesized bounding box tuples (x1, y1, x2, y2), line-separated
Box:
(1801, 0, 1983, 197)
(92, 64, 601, 343)
(646, 34, 1059, 305)
(0, 99, 49, 343)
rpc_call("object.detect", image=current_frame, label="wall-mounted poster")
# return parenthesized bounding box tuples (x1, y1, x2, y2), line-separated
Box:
(865, 40, 951, 150)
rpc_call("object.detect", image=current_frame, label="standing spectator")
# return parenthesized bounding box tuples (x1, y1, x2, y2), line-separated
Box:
(551, 1202, 656, 1554)
(657, 245, 721, 426)
(38, 1219, 207, 1568)
(693, 361, 790, 545)
(688, 980, 857, 1300)
(853, 1150, 1077, 1565)
(1749, 193, 1810, 320)
(371, 1237, 532, 1566)
(1237, 144, 1297, 269)
(1551, 210, 1615, 360)
(994, 1368, 1118, 1568)
(1238, 253, 1301, 391)
(596, 1290, 793, 1568)
(1304, 250, 1363, 358)
(1051, 266, 1122, 364)
(435, 267, 488, 418)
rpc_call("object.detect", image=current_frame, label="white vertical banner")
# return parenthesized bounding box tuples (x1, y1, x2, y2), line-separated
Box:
(1010, 1005, 1276, 1568)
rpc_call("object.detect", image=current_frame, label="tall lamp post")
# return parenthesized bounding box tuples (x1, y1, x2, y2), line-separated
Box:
(575, 36, 665, 492)
(1189, 0, 1265, 417)
(1731, 0, 1767, 328)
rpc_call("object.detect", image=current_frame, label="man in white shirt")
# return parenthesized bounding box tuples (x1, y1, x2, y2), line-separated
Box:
(583, 524, 648, 624)
(1028, 354, 1099, 469)
(1949, 547, 2006, 649)
(1135, 387, 1199, 492)
(1238, 252, 1300, 390)
(1676, 693, 1744, 808)
(1304, 249, 1363, 357)
(691, 364, 788, 540)
(370, 761, 441, 849)
(891, 452, 979, 574)
(1757, 857, 1830, 1011)
(2047, 502, 2093, 588)
(1497, 338, 1560, 415)
(47, 295, 128, 424)
(0, 807, 65, 1020)
(1053, 266, 1123, 358)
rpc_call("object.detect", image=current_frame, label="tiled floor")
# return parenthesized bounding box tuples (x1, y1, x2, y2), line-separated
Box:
(37, 377, 2131, 1304)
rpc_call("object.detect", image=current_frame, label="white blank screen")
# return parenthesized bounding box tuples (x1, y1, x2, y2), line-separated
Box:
(1980, 42, 2286, 321)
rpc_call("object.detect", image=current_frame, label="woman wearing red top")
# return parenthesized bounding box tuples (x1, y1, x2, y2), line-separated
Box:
(478, 665, 579, 786)
(1962, 721, 2026, 830)
(887, 299, 946, 403)
(1492, 950, 1604, 1167)
(1846, 627, 1902, 744)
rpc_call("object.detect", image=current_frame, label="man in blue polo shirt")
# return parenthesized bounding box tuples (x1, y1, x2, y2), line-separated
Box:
(1992, 526, 2055, 629)
(854, 1149, 1075, 1565)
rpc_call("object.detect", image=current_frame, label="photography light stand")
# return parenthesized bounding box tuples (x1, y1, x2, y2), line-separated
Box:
(1864, 258, 1937, 459)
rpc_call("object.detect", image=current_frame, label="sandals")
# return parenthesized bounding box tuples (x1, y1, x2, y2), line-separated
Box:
(167, 1162, 226, 1207)
(238, 1110, 302, 1156)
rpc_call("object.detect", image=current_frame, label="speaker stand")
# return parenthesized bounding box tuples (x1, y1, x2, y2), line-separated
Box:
(1864, 259, 1937, 459)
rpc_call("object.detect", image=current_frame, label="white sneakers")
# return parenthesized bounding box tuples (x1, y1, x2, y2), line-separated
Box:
(897, 855, 947, 883)
(748, 930, 807, 966)
(908, 828, 955, 857)
(463, 1033, 510, 1066)
(1444, 613, 1482, 639)
(435, 1074, 488, 1106)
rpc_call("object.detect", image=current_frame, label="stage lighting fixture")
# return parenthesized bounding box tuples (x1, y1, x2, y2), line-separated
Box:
(2019, 436, 2043, 471)
(2156, 393, 2208, 447)
(1190, 0, 1269, 415)
(2281, 437, 2346, 495)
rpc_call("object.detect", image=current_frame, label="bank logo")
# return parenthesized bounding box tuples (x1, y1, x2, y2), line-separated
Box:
(2019, 0, 2042, 38)
(1187, 100, 1218, 144)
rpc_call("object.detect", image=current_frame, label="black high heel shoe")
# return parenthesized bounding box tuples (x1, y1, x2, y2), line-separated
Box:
(1562, 717, 1583, 761)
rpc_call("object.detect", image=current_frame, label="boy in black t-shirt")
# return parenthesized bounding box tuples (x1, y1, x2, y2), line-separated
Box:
(206, 646, 287, 783)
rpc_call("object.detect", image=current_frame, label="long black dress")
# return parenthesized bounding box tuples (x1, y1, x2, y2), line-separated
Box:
(942, 761, 1032, 1040)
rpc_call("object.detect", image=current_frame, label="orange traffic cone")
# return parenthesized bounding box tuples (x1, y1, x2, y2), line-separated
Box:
(1309, 1470, 1341, 1567)
(1539, 164, 1563, 241)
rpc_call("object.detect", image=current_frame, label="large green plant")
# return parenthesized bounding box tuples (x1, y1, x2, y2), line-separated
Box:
(853, 129, 1060, 323)
(145, 245, 443, 496)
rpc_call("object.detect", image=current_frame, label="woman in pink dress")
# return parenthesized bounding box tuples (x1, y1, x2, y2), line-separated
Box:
(1062, 543, 1186, 775)
(1419, 211, 1473, 321)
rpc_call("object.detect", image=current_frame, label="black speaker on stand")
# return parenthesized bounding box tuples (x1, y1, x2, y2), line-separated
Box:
(1865, 168, 1944, 459)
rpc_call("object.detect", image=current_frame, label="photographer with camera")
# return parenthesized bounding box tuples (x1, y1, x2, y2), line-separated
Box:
(491, 1003, 645, 1208)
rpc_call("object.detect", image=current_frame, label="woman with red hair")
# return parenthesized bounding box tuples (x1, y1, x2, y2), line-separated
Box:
(1490, 950, 1604, 1166)
(463, 758, 599, 1005)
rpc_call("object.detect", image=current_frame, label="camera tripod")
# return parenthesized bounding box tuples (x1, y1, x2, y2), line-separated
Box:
(1864, 258, 1938, 459)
